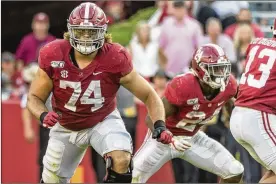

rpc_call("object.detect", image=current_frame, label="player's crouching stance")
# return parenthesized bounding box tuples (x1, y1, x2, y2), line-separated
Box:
(132, 44, 244, 183)
(27, 2, 173, 183)
(230, 19, 276, 183)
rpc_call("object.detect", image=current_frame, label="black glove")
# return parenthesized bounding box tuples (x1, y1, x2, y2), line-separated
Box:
(152, 120, 173, 144)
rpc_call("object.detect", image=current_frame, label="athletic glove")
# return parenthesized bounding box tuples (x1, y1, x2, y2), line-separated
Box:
(39, 111, 60, 129)
(152, 120, 173, 144)
(170, 137, 192, 151)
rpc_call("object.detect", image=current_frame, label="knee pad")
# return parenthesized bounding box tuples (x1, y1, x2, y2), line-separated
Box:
(43, 139, 65, 173)
(223, 159, 244, 179)
(42, 168, 60, 183)
(103, 156, 133, 183)
(228, 160, 244, 176)
(214, 152, 244, 179)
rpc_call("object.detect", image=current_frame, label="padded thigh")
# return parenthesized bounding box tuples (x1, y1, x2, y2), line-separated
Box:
(230, 107, 276, 173)
(103, 131, 133, 154)
(42, 138, 71, 183)
(42, 123, 88, 183)
(182, 131, 244, 179)
(90, 109, 133, 156)
(43, 138, 65, 173)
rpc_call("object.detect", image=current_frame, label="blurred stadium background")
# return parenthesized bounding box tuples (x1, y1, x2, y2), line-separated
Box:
(2, 1, 276, 183)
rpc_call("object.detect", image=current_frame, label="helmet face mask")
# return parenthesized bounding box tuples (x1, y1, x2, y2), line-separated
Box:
(67, 2, 108, 55)
(192, 44, 231, 91)
(68, 24, 107, 55)
(200, 61, 231, 89)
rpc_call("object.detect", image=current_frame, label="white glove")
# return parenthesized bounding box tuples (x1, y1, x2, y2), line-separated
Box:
(170, 137, 192, 151)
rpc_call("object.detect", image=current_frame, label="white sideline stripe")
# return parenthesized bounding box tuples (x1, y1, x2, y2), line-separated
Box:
(84, 3, 90, 23)
(205, 43, 225, 56)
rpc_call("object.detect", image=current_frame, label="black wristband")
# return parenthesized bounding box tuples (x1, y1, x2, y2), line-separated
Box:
(39, 112, 48, 124)
(153, 120, 166, 129)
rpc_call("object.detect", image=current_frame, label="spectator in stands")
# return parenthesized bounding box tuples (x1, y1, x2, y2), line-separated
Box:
(210, 1, 249, 30)
(2, 52, 15, 100)
(147, 1, 169, 42)
(21, 63, 39, 144)
(196, 1, 220, 34)
(150, 69, 170, 97)
(1, 51, 25, 100)
(20, 62, 52, 182)
(167, 0, 196, 18)
(200, 17, 239, 75)
(99, 1, 126, 24)
(155, 1, 169, 24)
(233, 24, 255, 77)
(15, 12, 55, 70)
(159, 0, 203, 77)
(181, 0, 196, 18)
(201, 18, 236, 63)
(224, 8, 264, 40)
(129, 21, 159, 79)
(2, 72, 12, 101)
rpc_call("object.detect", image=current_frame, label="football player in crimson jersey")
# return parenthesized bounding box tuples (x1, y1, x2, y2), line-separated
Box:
(230, 19, 276, 183)
(27, 2, 176, 183)
(132, 44, 244, 183)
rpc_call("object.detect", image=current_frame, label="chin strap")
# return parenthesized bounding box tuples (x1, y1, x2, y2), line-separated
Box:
(220, 77, 226, 92)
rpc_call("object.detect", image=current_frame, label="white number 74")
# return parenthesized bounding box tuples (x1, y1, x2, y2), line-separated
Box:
(59, 80, 105, 112)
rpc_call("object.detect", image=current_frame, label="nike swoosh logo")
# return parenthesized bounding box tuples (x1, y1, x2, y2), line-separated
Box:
(218, 101, 224, 106)
(93, 72, 103, 75)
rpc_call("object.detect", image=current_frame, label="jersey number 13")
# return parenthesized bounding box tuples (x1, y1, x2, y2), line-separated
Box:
(240, 46, 276, 88)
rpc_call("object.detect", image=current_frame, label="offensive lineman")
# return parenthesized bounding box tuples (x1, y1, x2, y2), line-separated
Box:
(132, 44, 244, 183)
(230, 19, 276, 183)
(27, 2, 174, 183)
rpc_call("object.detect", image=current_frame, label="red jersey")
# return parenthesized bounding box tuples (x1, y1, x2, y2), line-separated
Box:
(38, 39, 133, 130)
(235, 38, 276, 114)
(164, 72, 237, 136)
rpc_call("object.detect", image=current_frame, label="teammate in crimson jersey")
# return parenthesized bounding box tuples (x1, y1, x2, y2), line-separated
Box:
(27, 2, 174, 183)
(230, 19, 276, 183)
(132, 44, 244, 183)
